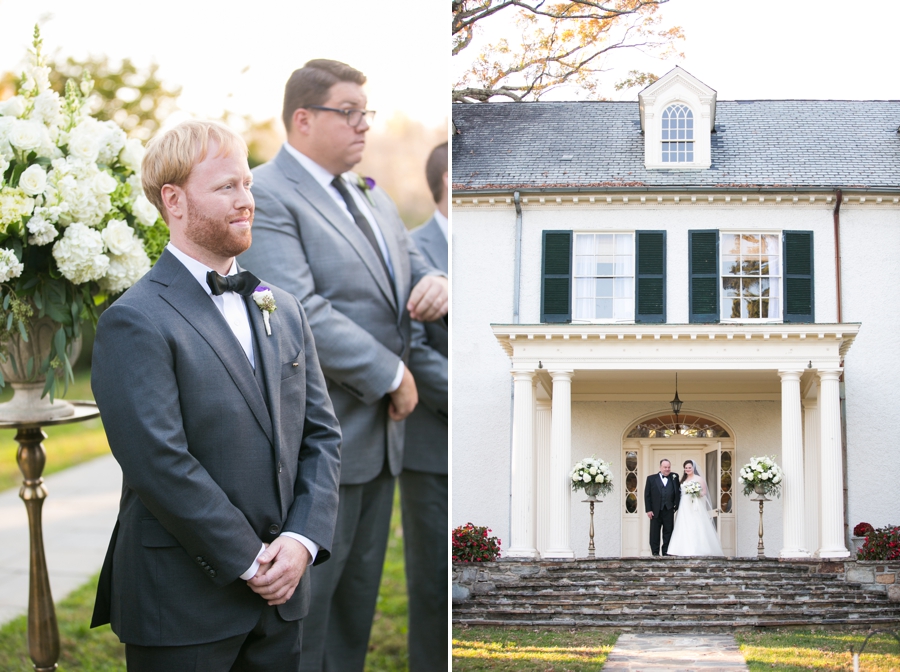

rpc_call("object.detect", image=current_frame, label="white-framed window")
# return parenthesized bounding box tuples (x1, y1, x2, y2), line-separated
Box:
(661, 104, 694, 163)
(720, 232, 782, 321)
(573, 232, 634, 322)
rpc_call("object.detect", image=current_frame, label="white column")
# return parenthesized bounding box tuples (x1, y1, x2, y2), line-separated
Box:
(818, 368, 849, 557)
(507, 369, 538, 558)
(534, 398, 552, 557)
(802, 395, 821, 556)
(779, 370, 809, 558)
(545, 370, 575, 559)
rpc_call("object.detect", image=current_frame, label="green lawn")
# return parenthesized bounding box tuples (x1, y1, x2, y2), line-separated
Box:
(452, 627, 618, 670)
(737, 629, 900, 671)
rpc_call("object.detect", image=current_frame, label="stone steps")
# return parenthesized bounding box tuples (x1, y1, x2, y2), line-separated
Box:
(453, 559, 900, 630)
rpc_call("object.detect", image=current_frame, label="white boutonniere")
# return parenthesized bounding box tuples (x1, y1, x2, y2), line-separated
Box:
(252, 286, 276, 336)
(356, 175, 376, 207)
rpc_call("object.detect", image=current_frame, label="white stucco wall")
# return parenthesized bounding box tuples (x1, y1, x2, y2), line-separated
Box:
(839, 206, 900, 529)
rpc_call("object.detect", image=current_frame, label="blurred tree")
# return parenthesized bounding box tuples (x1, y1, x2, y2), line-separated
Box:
(46, 55, 181, 140)
(452, 0, 684, 102)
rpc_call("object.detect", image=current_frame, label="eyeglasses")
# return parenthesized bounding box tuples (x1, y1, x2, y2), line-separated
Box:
(307, 106, 376, 127)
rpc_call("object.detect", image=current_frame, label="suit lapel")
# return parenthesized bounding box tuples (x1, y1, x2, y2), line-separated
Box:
(153, 251, 274, 444)
(273, 149, 398, 312)
(415, 217, 448, 273)
(245, 291, 282, 456)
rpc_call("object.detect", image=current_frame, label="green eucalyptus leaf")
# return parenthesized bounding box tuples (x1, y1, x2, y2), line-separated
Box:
(5, 313, 12, 332)
(17, 319, 28, 342)
(9, 354, 18, 376)
(53, 327, 65, 359)
(26, 356, 33, 378)
(2, 293, 10, 310)
(33, 291, 42, 310)
(43, 373, 54, 401)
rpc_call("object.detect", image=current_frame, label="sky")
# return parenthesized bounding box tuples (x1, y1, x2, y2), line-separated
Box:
(0, 0, 447, 130)
(453, 0, 900, 102)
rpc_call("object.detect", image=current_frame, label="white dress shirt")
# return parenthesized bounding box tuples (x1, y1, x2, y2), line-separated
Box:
(166, 243, 318, 578)
(660, 473, 669, 487)
(282, 143, 405, 393)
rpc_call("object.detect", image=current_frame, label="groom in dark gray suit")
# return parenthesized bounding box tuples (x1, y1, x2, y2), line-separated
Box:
(90, 120, 341, 670)
(401, 142, 449, 671)
(238, 60, 448, 671)
(644, 459, 681, 556)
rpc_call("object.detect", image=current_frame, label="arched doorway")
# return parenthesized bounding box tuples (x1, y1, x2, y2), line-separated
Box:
(621, 413, 736, 557)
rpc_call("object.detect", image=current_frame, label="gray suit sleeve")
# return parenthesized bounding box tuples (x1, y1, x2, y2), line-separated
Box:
(92, 303, 263, 586)
(283, 298, 342, 564)
(243, 183, 402, 404)
(406, 320, 448, 420)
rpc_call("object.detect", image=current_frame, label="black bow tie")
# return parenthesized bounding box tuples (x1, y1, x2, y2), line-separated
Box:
(206, 270, 260, 297)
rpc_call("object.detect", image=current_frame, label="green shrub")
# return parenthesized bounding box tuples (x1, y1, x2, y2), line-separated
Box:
(856, 525, 900, 561)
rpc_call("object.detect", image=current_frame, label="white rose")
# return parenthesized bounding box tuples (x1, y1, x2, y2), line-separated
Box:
(9, 120, 44, 151)
(595, 475, 604, 483)
(29, 91, 61, 125)
(572, 473, 579, 482)
(132, 194, 160, 227)
(92, 170, 118, 195)
(18, 164, 48, 197)
(101, 219, 138, 256)
(0, 96, 26, 118)
(582, 473, 590, 483)
(120, 138, 145, 173)
(589, 467, 597, 475)
(67, 124, 100, 163)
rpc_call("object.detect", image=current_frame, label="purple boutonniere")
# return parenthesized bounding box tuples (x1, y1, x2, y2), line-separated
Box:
(356, 175, 376, 206)
(252, 286, 276, 336)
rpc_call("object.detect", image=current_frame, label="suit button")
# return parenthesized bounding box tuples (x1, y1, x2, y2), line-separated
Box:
(196, 557, 203, 563)
(269, 524, 280, 535)
(278, 462, 283, 473)
(209, 570, 217, 578)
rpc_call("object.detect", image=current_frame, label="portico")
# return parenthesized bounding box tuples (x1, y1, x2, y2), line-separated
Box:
(493, 322, 859, 560)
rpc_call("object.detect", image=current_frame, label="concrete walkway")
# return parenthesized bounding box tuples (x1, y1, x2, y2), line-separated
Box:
(0, 454, 120, 626)
(603, 633, 749, 671)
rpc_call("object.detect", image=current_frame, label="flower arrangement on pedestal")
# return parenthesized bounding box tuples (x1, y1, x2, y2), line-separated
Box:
(451, 523, 501, 562)
(0, 27, 168, 411)
(570, 456, 614, 498)
(738, 455, 783, 498)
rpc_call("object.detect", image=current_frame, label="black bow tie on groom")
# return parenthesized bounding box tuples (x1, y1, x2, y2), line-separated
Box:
(206, 270, 260, 297)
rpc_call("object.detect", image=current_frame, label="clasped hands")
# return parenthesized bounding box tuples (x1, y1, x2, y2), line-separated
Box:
(246, 537, 310, 606)
(407, 275, 448, 322)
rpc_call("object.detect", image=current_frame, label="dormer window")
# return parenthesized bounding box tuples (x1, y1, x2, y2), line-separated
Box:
(661, 104, 694, 163)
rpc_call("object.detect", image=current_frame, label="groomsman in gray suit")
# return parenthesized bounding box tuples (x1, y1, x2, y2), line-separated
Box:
(238, 60, 448, 671)
(90, 120, 342, 670)
(402, 142, 449, 671)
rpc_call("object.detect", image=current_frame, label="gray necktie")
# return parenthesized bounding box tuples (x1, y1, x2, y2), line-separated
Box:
(331, 176, 395, 292)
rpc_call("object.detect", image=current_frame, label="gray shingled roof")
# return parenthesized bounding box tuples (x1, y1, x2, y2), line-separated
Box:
(451, 100, 900, 191)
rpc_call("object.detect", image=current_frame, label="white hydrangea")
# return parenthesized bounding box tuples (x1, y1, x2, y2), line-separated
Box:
(120, 138, 145, 173)
(18, 164, 48, 197)
(52, 222, 109, 284)
(29, 91, 61, 126)
(45, 158, 111, 226)
(100, 244, 150, 295)
(132, 194, 160, 227)
(0, 248, 24, 283)
(96, 121, 126, 166)
(0, 187, 35, 232)
(26, 214, 58, 246)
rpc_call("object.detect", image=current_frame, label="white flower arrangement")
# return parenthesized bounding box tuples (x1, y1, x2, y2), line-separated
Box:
(738, 455, 783, 498)
(570, 456, 614, 496)
(683, 480, 702, 500)
(0, 27, 168, 398)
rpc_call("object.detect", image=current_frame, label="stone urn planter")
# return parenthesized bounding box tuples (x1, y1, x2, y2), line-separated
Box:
(0, 314, 80, 422)
(584, 482, 602, 498)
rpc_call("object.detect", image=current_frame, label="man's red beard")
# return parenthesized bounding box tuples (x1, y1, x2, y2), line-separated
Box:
(184, 195, 253, 259)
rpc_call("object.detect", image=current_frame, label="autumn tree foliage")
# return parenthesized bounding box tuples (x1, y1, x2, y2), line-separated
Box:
(452, 0, 684, 102)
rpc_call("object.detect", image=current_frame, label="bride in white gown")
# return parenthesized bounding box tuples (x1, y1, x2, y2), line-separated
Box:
(667, 460, 724, 557)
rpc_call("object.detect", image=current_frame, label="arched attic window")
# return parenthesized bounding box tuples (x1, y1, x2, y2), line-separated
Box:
(627, 414, 729, 438)
(661, 104, 694, 163)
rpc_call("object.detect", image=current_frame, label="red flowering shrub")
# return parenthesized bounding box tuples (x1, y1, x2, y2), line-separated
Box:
(856, 525, 900, 561)
(854, 522, 874, 538)
(452, 523, 501, 562)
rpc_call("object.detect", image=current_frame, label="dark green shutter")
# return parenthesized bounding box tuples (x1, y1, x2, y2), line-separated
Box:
(541, 231, 572, 323)
(783, 231, 814, 323)
(635, 231, 666, 323)
(689, 229, 719, 323)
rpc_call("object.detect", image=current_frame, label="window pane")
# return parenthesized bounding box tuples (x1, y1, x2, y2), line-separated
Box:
(760, 299, 769, 318)
(626, 493, 637, 514)
(614, 277, 631, 298)
(768, 298, 780, 317)
(595, 278, 613, 297)
(595, 258, 615, 275)
(575, 235, 593, 254)
(722, 452, 732, 470)
(616, 256, 634, 275)
(721, 256, 740, 275)
(722, 277, 740, 297)
(721, 492, 732, 513)
(615, 235, 631, 255)
(762, 234, 779, 254)
(742, 278, 760, 297)
(721, 473, 732, 491)
(626, 473, 637, 490)
(595, 235, 615, 256)
(595, 298, 613, 318)
(760, 278, 770, 297)
(746, 299, 760, 318)
(686, 147, 693, 161)
(731, 299, 741, 319)
(741, 259, 760, 275)
(614, 299, 634, 320)
(575, 278, 593, 299)
(722, 234, 740, 255)
(574, 299, 592, 319)
(767, 255, 781, 277)
(759, 257, 770, 275)
(575, 256, 593, 276)
(741, 234, 761, 254)
(626, 452, 637, 471)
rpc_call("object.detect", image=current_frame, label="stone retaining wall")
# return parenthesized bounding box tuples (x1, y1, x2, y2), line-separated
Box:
(843, 562, 900, 601)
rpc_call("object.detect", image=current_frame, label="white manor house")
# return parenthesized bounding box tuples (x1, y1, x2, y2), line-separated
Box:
(450, 68, 899, 561)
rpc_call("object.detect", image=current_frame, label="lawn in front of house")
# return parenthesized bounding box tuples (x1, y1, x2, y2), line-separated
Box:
(452, 626, 618, 670)
(737, 628, 900, 671)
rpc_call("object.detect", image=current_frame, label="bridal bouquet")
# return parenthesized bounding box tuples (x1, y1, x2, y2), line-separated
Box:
(738, 455, 783, 498)
(570, 456, 614, 496)
(683, 480, 702, 500)
(0, 27, 168, 396)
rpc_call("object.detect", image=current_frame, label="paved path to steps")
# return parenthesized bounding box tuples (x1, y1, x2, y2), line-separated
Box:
(603, 632, 749, 671)
(0, 454, 120, 626)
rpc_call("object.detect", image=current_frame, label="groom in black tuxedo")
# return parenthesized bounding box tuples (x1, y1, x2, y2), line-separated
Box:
(644, 459, 681, 556)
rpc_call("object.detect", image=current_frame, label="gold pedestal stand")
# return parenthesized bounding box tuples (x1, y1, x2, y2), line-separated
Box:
(2, 401, 101, 672)
(581, 496, 602, 558)
(750, 490, 771, 560)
